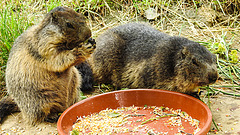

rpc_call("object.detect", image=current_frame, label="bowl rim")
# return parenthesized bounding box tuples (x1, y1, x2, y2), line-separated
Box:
(57, 89, 212, 135)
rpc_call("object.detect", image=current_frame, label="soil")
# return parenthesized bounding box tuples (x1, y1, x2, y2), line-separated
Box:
(0, 90, 239, 135)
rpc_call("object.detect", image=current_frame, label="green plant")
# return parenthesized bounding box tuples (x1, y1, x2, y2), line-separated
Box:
(0, 3, 35, 93)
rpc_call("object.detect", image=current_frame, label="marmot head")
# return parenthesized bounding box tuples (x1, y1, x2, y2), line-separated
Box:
(42, 6, 91, 50)
(175, 40, 218, 90)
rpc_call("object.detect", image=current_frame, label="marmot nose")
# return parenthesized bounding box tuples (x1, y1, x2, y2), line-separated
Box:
(85, 30, 91, 40)
(84, 28, 92, 40)
(208, 72, 218, 84)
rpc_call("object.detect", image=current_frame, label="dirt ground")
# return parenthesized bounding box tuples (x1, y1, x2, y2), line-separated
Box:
(0, 91, 239, 135)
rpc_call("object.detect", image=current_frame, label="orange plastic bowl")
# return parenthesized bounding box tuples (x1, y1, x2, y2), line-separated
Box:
(57, 89, 212, 135)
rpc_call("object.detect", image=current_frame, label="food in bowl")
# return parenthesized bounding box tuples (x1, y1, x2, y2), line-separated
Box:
(70, 105, 201, 135)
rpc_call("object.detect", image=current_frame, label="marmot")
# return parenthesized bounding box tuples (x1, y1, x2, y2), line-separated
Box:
(90, 23, 218, 96)
(0, 6, 95, 125)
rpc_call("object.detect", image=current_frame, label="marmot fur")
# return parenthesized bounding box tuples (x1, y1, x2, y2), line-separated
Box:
(0, 6, 95, 125)
(90, 23, 218, 96)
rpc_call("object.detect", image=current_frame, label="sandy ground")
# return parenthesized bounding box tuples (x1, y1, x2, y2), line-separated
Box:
(205, 94, 240, 135)
(0, 92, 239, 135)
(0, 112, 58, 135)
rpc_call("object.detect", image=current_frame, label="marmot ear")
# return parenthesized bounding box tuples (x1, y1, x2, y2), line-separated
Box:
(180, 46, 189, 59)
(51, 12, 59, 23)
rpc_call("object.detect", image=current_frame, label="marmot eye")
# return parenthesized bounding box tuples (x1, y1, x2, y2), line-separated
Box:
(192, 59, 199, 66)
(66, 22, 74, 29)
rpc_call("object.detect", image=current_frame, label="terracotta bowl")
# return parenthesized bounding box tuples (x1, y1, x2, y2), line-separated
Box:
(57, 89, 212, 135)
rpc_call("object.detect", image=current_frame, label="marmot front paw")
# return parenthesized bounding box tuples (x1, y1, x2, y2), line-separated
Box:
(73, 38, 96, 57)
(84, 38, 96, 54)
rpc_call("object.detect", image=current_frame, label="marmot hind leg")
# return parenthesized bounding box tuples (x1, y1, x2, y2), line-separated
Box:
(17, 88, 68, 125)
(22, 102, 64, 125)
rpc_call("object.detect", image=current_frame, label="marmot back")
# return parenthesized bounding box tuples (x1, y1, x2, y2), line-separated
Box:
(91, 23, 218, 95)
(0, 6, 95, 125)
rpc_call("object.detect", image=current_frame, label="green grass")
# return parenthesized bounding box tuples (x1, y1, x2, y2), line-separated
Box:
(0, 3, 35, 93)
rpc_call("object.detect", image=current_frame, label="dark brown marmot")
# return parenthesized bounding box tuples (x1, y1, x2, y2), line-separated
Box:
(0, 6, 95, 125)
(90, 23, 218, 97)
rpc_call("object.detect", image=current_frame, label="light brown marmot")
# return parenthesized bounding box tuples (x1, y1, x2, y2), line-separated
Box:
(0, 6, 95, 125)
(90, 23, 218, 97)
